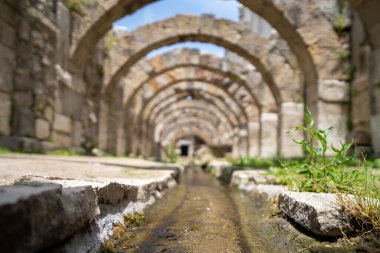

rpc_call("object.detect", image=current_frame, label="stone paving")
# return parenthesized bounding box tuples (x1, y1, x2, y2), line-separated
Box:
(0, 154, 182, 252)
(0, 154, 179, 186)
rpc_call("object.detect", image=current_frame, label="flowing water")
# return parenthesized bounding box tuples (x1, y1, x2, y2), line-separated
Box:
(113, 166, 356, 253)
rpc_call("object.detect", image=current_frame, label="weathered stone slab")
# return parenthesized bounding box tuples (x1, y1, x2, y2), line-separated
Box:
(0, 91, 11, 135)
(35, 118, 50, 139)
(53, 113, 71, 133)
(0, 182, 63, 252)
(0, 181, 99, 253)
(279, 191, 356, 237)
(230, 170, 278, 186)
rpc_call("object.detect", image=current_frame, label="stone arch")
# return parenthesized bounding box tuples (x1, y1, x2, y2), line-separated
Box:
(348, 1, 380, 152)
(154, 107, 234, 147)
(154, 107, 234, 143)
(71, 1, 341, 105)
(121, 89, 246, 156)
(134, 80, 254, 156)
(160, 120, 225, 147)
(105, 15, 303, 107)
(150, 96, 239, 130)
(164, 127, 214, 148)
(71, 2, 350, 151)
(120, 48, 277, 113)
(133, 67, 259, 122)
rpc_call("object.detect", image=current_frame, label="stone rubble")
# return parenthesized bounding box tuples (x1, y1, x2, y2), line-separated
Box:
(279, 191, 357, 237)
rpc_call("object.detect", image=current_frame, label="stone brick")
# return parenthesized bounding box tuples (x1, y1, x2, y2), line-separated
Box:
(44, 106, 54, 122)
(14, 92, 33, 107)
(0, 92, 11, 135)
(318, 101, 348, 154)
(0, 18, 16, 49)
(71, 121, 83, 148)
(35, 118, 50, 140)
(260, 113, 278, 158)
(0, 44, 15, 93)
(14, 107, 35, 137)
(53, 131, 71, 149)
(53, 114, 71, 133)
(319, 80, 349, 103)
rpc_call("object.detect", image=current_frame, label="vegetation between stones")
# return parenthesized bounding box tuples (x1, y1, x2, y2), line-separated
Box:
(230, 108, 380, 232)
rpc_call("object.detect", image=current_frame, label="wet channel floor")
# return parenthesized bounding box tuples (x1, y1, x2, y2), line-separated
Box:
(115, 167, 286, 253)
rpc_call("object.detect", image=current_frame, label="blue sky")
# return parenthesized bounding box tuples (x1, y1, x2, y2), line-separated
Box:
(113, 0, 240, 57)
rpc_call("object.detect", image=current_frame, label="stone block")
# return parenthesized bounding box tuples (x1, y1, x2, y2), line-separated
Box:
(230, 170, 278, 186)
(318, 101, 348, 154)
(53, 113, 71, 133)
(260, 113, 278, 158)
(0, 18, 16, 48)
(0, 136, 21, 150)
(371, 114, 380, 153)
(280, 103, 303, 157)
(71, 120, 83, 148)
(319, 80, 349, 102)
(14, 92, 33, 107)
(14, 107, 35, 137)
(96, 183, 139, 206)
(59, 186, 99, 238)
(44, 106, 54, 122)
(0, 91, 11, 135)
(0, 182, 99, 252)
(35, 118, 50, 140)
(40, 141, 54, 153)
(0, 182, 63, 252)
(20, 137, 40, 153)
(0, 44, 15, 93)
(279, 191, 357, 237)
(52, 131, 71, 149)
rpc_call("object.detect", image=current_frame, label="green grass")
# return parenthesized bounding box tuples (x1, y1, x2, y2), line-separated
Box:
(50, 149, 77, 156)
(0, 146, 12, 155)
(278, 108, 380, 232)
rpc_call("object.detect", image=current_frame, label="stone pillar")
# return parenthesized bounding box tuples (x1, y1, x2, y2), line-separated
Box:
(238, 127, 249, 157)
(0, 0, 17, 138)
(155, 142, 162, 161)
(260, 113, 278, 158)
(280, 102, 303, 157)
(232, 127, 240, 158)
(116, 119, 126, 156)
(371, 48, 380, 153)
(248, 122, 260, 157)
(318, 80, 349, 155)
(98, 100, 108, 151)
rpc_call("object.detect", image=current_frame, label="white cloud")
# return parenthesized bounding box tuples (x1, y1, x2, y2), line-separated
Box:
(113, 25, 128, 36)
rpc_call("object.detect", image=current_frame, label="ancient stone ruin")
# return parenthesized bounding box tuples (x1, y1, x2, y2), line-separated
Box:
(0, 0, 379, 252)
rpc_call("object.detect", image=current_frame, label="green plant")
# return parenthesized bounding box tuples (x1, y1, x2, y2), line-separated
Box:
(373, 159, 380, 169)
(0, 146, 11, 155)
(165, 143, 179, 163)
(51, 149, 77, 156)
(336, 161, 380, 232)
(104, 34, 118, 56)
(123, 212, 145, 228)
(67, 0, 91, 12)
(282, 108, 365, 193)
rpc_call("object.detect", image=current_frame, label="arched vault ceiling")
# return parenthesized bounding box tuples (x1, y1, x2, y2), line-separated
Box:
(119, 48, 278, 112)
(104, 15, 306, 106)
(137, 80, 253, 125)
(72, 1, 344, 119)
(147, 93, 241, 128)
(154, 108, 234, 142)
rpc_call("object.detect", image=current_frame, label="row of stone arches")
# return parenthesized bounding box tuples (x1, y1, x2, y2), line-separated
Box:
(1, 0, 379, 158)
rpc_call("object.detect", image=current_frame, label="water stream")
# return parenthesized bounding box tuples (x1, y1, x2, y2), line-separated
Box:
(113, 166, 355, 253)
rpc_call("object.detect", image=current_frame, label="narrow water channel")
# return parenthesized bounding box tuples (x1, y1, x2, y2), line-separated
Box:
(114, 166, 353, 253)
